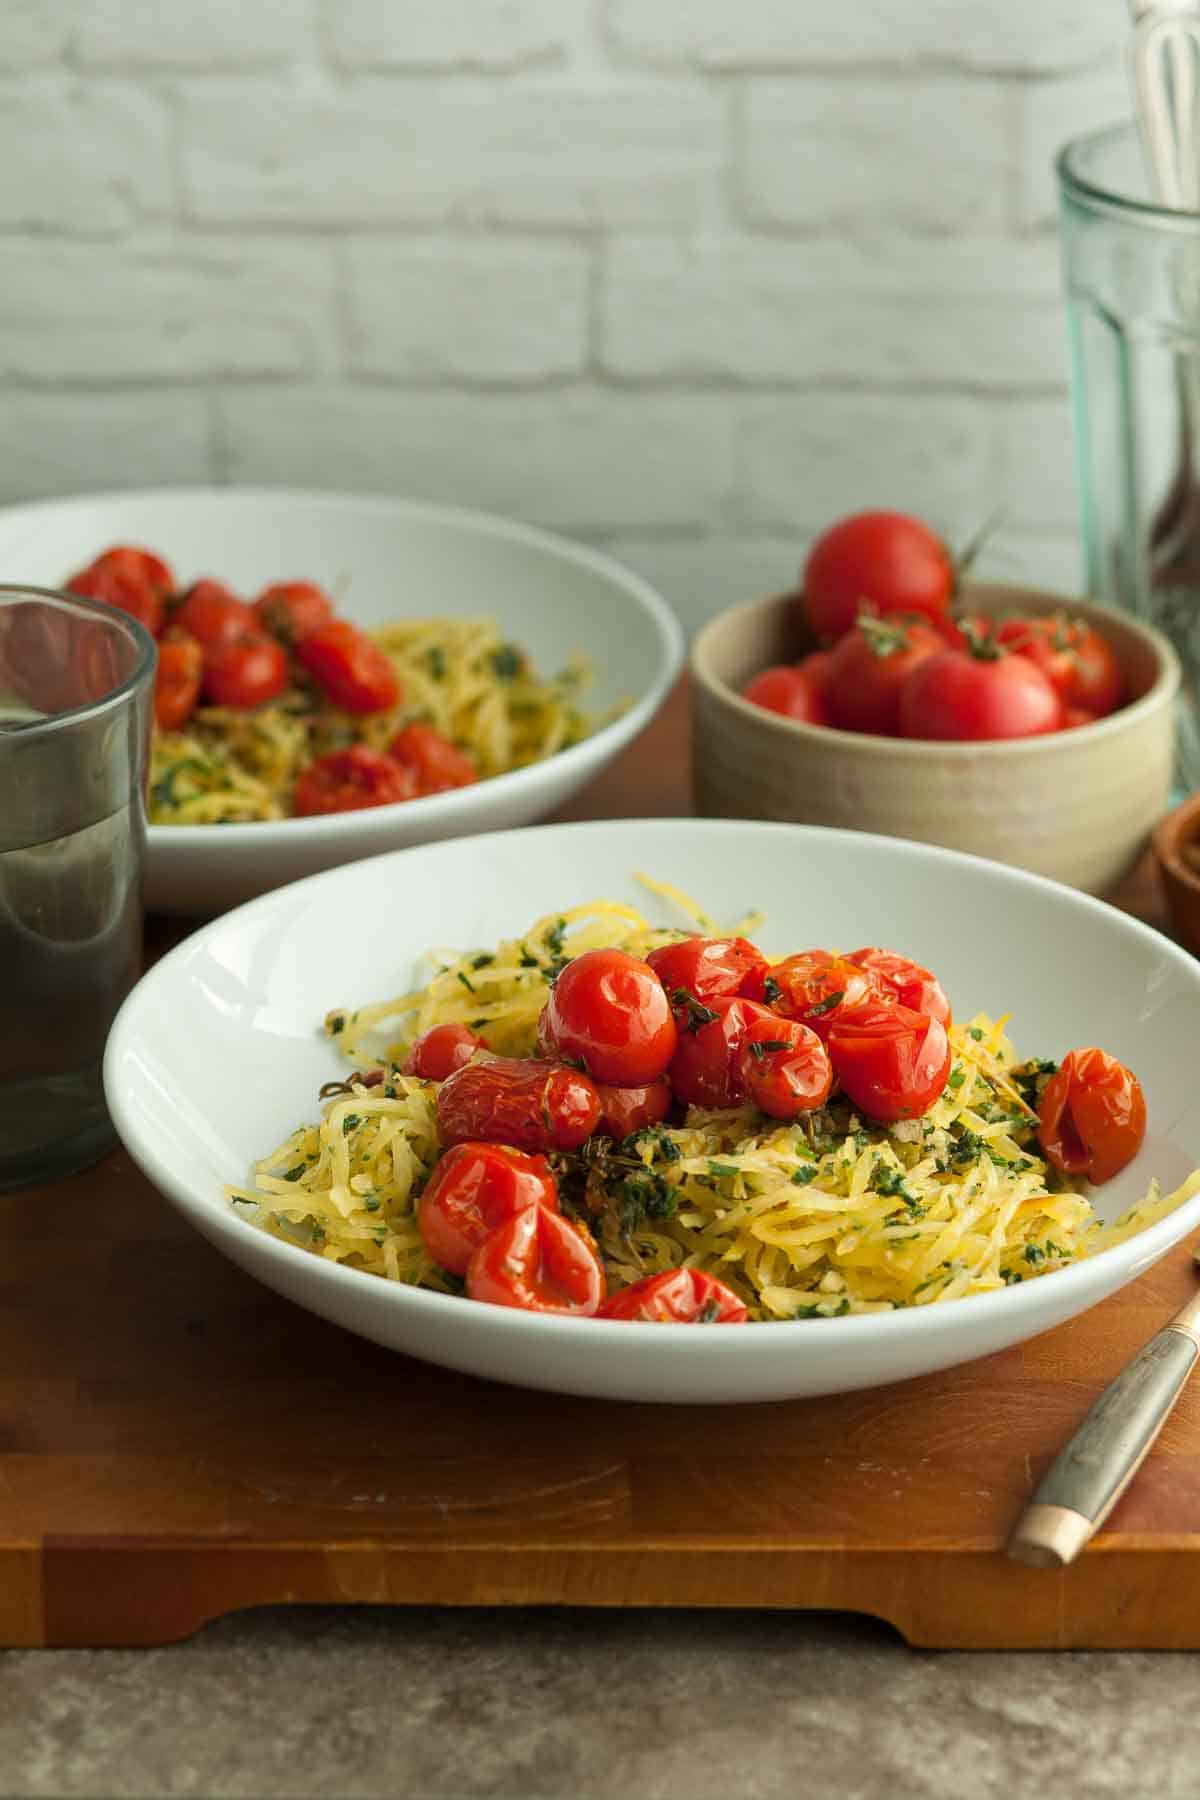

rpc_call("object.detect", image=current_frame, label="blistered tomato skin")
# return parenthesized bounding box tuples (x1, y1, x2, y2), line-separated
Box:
(296, 619, 401, 715)
(646, 936, 771, 1010)
(848, 948, 951, 1028)
(597, 1268, 748, 1323)
(668, 996, 794, 1111)
(1038, 1048, 1147, 1184)
(762, 951, 877, 1040)
(466, 1204, 606, 1315)
(417, 1142, 559, 1276)
(539, 948, 677, 1086)
(738, 1020, 833, 1120)
(436, 1056, 601, 1153)
(594, 1077, 672, 1142)
(826, 999, 952, 1124)
(293, 745, 417, 816)
(402, 1022, 484, 1082)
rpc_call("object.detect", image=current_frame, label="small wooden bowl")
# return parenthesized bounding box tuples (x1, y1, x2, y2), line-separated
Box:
(691, 582, 1180, 896)
(1153, 793, 1200, 954)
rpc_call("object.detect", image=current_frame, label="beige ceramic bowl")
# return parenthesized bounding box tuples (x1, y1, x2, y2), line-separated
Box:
(691, 582, 1180, 895)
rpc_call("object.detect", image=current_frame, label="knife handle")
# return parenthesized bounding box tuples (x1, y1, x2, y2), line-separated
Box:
(1008, 1317, 1200, 1568)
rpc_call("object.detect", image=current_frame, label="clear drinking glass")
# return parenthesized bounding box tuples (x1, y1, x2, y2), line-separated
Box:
(1059, 123, 1200, 789)
(0, 587, 154, 1191)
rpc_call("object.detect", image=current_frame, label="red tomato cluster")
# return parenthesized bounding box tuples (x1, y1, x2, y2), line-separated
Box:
(740, 511, 1125, 742)
(404, 931, 1148, 1322)
(65, 543, 479, 815)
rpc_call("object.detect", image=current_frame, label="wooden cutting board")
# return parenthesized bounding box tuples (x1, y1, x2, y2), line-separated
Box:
(4, 684, 1199, 1650)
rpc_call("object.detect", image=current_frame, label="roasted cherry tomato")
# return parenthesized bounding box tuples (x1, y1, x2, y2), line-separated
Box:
(826, 999, 952, 1124)
(668, 996, 791, 1111)
(153, 632, 205, 730)
(847, 947, 951, 1028)
(646, 935, 771, 1011)
(295, 619, 401, 715)
(738, 1018, 833, 1120)
(202, 631, 290, 710)
(466, 1204, 606, 1315)
(741, 658, 831, 726)
(898, 645, 1062, 741)
(597, 1268, 748, 1323)
(253, 580, 335, 643)
(995, 614, 1122, 718)
(594, 1077, 672, 1141)
(293, 745, 417, 816)
(403, 1021, 484, 1082)
(417, 1142, 558, 1276)
(825, 613, 946, 736)
(801, 511, 955, 642)
(387, 722, 478, 795)
(538, 947, 677, 1086)
(175, 580, 256, 652)
(437, 1056, 601, 1153)
(761, 950, 876, 1041)
(67, 547, 169, 637)
(1037, 1048, 1147, 1185)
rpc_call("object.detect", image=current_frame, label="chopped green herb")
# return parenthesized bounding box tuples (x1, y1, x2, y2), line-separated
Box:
(363, 1197, 381, 1213)
(968, 1026, 984, 1041)
(283, 1164, 306, 1182)
(425, 645, 447, 680)
(341, 1114, 361, 1135)
(670, 986, 719, 1033)
(747, 1038, 790, 1060)
(805, 991, 844, 1019)
(791, 1165, 819, 1187)
(696, 1299, 722, 1323)
(328, 1014, 346, 1036)
(763, 976, 783, 1005)
(491, 644, 524, 681)
(457, 971, 476, 994)
(708, 1161, 741, 1178)
(946, 1064, 966, 1091)
(470, 953, 494, 970)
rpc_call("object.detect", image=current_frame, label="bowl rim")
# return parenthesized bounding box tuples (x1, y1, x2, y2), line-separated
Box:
(105, 814, 1200, 1349)
(1152, 791, 1200, 894)
(0, 484, 686, 845)
(690, 583, 1181, 757)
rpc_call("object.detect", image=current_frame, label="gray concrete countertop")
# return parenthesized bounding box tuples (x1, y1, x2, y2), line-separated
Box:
(2, 1607, 1198, 1799)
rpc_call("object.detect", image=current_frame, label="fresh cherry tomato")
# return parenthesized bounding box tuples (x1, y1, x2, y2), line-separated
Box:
(253, 580, 335, 644)
(202, 631, 290, 710)
(466, 1204, 606, 1315)
(995, 614, 1122, 718)
(67, 549, 168, 637)
(295, 619, 401, 715)
(800, 511, 955, 642)
(387, 722, 478, 796)
(737, 1018, 833, 1120)
(898, 645, 1062, 742)
(826, 999, 952, 1124)
(825, 613, 946, 736)
(760, 950, 876, 1041)
(153, 632, 205, 730)
(668, 996, 791, 1111)
(1063, 706, 1099, 730)
(293, 745, 417, 816)
(402, 1022, 484, 1082)
(417, 1141, 559, 1276)
(597, 1268, 748, 1324)
(646, 936, 771, 1011)
(741, 659, 831, 726)
(847, 947, 951, 1027)
(538, 948, 677, 1086)
(1037, 1048, 1146, 1185)
(594, 1077, 672, 1141)
(437, 1056, 601, 1153)
(175, 580, 256, 653)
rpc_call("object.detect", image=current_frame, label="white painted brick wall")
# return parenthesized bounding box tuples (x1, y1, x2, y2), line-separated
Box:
(0, 0, 1132, 631)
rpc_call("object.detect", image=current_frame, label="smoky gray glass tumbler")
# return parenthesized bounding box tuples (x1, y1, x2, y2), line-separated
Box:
(1059, 123, 1200, 788)
(0, 588, 154, 1191)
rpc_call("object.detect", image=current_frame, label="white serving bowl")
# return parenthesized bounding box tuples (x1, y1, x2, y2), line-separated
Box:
(104, 818, 1200, 1406)
(0, 487, 683, 913)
